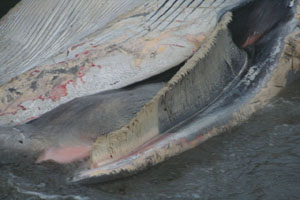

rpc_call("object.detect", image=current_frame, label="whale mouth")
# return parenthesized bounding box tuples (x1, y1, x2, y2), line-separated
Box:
(0, 0, 298, 185)
(70, 0, 299, 183)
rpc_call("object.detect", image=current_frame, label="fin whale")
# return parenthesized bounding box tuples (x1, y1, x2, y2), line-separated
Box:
(0, 0, 299, 183)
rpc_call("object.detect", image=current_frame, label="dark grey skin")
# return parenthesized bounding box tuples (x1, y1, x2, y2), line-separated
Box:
(0, 82, 165, 161)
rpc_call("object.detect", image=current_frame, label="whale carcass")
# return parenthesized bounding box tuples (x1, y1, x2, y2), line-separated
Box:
(0, 0, 299, 183)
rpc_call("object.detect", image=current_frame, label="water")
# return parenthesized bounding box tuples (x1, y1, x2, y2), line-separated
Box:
(0, 78, 299, 200)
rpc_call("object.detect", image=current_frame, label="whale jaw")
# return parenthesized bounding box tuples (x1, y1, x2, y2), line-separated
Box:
(71, 1, 300, 184)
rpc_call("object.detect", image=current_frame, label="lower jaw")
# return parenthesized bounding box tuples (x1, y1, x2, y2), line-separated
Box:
(71, 2, 300, 184)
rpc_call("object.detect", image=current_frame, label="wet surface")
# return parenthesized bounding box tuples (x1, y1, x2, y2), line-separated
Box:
(1, 1, 300, 200)
(1, 79, 300, 200)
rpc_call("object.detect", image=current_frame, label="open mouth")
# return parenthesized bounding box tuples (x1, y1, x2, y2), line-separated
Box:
(0, 0, 299, 184)
(70, 0, 299, 183)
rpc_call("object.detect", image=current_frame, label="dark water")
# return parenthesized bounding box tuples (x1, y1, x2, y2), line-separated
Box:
(1, 80, 299, 200)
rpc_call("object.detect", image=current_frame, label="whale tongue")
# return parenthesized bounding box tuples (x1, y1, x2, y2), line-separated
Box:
(36, 145, 92, 164)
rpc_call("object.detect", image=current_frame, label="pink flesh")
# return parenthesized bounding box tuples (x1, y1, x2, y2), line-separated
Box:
(36, 145, 92, 164)
(242, 34, 262, 48)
